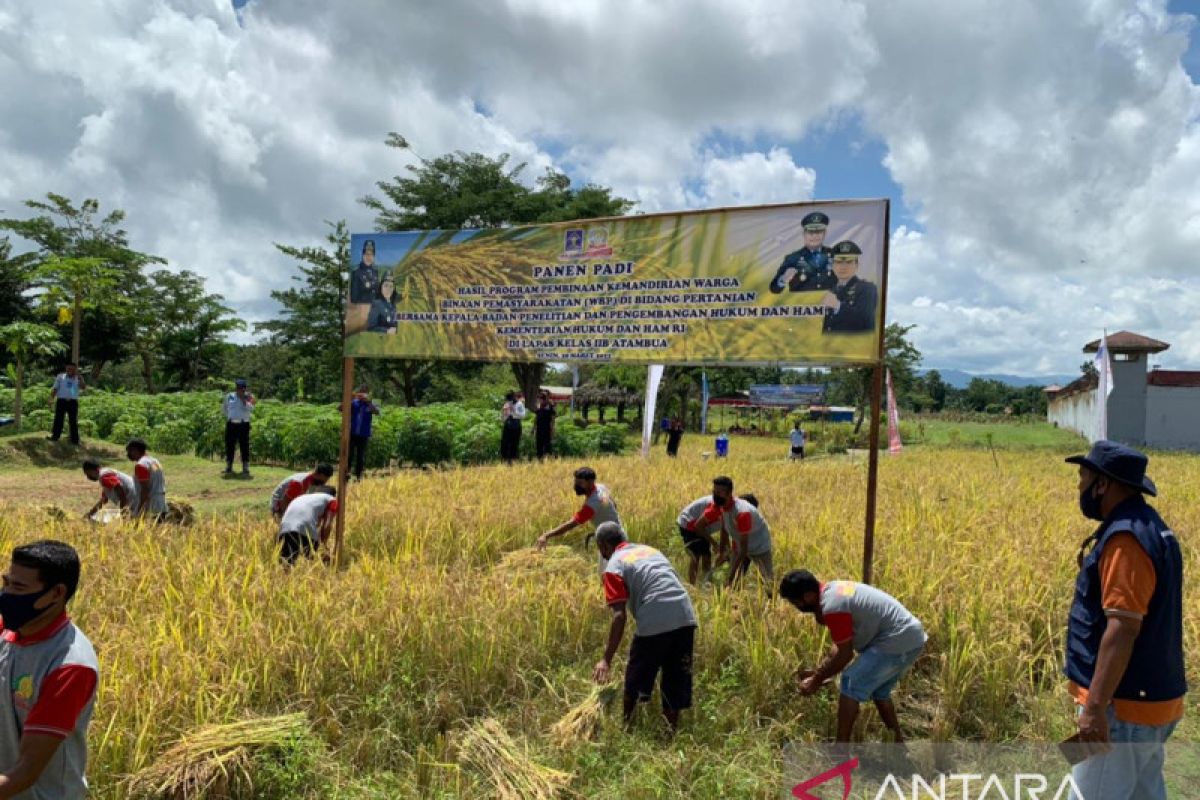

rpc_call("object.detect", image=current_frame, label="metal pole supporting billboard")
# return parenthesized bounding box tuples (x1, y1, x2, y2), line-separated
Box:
(862, 199, 892, 585)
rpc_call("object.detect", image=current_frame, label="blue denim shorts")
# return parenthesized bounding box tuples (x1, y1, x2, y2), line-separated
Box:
(840, 644, 923, 702)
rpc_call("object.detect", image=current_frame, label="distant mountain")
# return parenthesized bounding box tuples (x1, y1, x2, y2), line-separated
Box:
(918, 368, 1078, 390)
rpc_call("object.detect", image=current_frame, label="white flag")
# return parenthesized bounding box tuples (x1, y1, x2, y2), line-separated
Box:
(641, 365, 665, 459)
(1094, 330, 1114, 441)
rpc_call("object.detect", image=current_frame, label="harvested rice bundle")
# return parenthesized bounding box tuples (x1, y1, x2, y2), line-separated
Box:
(498, 545, 587, 577)
(125, 713, 308, 799)
(458, 717, 570, 800)
(550, 685, 618, 748)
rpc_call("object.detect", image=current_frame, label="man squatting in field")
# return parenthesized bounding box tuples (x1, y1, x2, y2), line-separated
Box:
(125, 438, 168, 523)
(270, 464, 335, 521)
(682, 476, 772, 590)
(277, 486, 339, 566)
(1064, 441, 1185, 800)
(81, 459, 136, 519)
(535, 467, 622, 557)
(780, 570, 926, 743)
(0, 541, 98, 799)
(593, 522, 697, 734)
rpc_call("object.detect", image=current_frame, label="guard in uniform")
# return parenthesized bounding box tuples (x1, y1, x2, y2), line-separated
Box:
(349, 239, 379, 304)
(821, 240, 877, 334)
(769, 212, 835, 293)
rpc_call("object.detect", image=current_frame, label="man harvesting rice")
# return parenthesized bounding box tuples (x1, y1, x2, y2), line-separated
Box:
(780, 570, 926, 744)
(535, 467, 621, 551)
(125, 438, 168, 523)
(592, 522, 697, 734)
(270, 464, 334, 521)
(277, 486, 338, 566)
(81, 459, 136, 519)
(683, 476, 772, 589)
(675, 495, 722, 585)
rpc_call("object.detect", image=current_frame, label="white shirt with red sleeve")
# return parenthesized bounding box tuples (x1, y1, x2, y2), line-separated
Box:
(690, 496, 772, 556)
(572, 484, 621, 529)
(0, 613, 98, 800)
(270, 472, 314, 515)
(98, 468, 137, 508)
(133, 455, 168, 514)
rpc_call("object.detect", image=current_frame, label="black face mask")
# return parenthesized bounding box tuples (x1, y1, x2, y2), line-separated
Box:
(1079, 477, 1105, 521)
(0, 587, 53, 633)
(574, 484, 587, 496)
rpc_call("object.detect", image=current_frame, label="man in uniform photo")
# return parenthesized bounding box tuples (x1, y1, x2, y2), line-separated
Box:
(769, 212, 835, 294)
(821, 240, 878, 334)
(349, 239, 379, 304)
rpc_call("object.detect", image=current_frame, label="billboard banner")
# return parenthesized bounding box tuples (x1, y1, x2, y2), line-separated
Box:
(748, 384, 827, 406)
(345, 199, 887, 366)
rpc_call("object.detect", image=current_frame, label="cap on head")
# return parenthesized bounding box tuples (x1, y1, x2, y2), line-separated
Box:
(831, 240, 862, 258)
(1066, 440, 1157, 496)
(801, 211, 829, 231)
(235, 379, 248, 388)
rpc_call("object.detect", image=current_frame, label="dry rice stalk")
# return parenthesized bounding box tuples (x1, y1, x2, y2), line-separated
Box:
(125, 713, 308, 799)
(166, 500, 195, 527)
(550, 685, 618, 749)
(458, 717, 571, 800)
(41, 505, 68, 521)
(498, 545, 587, 577)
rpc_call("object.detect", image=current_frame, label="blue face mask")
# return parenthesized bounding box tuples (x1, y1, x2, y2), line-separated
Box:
(0, 587, 53, 633)
(1078, 477, 1105, 521)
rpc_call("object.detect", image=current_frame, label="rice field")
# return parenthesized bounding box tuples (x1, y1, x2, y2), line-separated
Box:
(0, 435, 1196, 798)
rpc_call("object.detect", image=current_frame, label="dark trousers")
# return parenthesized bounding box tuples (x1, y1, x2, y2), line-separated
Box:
(279, 531, 316, 566)
(349, 434, 370, 479)
(225, 421, 250, 466)
(536, 428, 552, 459)
(51, 399, 79, 444)
(500, 419, 522, 462)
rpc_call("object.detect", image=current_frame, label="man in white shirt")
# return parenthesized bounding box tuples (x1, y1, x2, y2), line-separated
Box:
(222, 379, 255, 477)
(48, 365, 85, 446)
(789, 422, 806, 460)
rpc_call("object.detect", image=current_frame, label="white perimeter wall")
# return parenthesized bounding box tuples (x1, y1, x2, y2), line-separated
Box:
(1049, 388, 1100, 443)
(1146, 386, 1200, 451)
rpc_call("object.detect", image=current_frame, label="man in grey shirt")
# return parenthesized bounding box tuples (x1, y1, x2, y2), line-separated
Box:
(593, 522, 697, 734)
(780, 570, 926, 743)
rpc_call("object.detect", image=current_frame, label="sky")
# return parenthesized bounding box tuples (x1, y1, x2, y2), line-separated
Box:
(3, 0, 1200, 377)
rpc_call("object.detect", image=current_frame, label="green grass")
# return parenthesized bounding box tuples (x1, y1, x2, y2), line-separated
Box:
(906, 419, 1086, 450)
(0, 433, 298, 517)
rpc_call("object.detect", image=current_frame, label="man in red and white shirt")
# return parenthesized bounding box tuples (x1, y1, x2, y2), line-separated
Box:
(81, 459, 136, 519)
(270, 464, 334, 520)
(125, 439, 168, 522)
(535, 466, 622, 550)
(277, 487, 339, 566)
(684, 476, 773, 589)
(0, 540, 98, 799)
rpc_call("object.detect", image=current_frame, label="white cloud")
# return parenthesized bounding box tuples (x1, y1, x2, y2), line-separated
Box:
(0, 0, 1198, 373)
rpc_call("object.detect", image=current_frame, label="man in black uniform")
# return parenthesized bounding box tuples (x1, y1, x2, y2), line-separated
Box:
(349, 239, 379, 304)
(821, 241, 877, 334)
(769, 212, 835, 293)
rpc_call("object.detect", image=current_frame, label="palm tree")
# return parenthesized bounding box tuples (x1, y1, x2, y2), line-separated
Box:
(0, 322, 66, 427)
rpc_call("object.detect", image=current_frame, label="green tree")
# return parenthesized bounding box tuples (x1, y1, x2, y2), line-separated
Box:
(152, 271, 245, 389)
(255, 222, 349, 401)
(0, 194, 164, 366)
(360, 134, 634, 403)
(921, 369, 949, 412)
(826, 323, 922, 433)
(0, 322, 66, 427)
(0, 238, 34, 328)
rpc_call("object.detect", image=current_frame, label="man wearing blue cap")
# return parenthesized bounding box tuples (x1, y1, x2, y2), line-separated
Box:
(1064, 441, 1184, 799)
(769, 212, 835, 294)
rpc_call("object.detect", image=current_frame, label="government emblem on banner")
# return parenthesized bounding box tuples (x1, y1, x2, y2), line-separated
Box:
(584, 227, 613, 258)
(559, 228, 585, 261)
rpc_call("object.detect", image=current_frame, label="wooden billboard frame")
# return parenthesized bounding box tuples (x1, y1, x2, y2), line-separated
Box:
(334, 198, 891, 583)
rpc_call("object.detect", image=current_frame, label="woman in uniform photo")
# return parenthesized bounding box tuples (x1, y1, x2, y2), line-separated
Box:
(366, 273, 399, 334)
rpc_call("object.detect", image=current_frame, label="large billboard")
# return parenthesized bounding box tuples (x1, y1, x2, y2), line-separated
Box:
(749, 384, 827, 406)
(345, 199, 887, 366)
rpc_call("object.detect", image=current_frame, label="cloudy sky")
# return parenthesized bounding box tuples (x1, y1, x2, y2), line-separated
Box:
(2, 0, 1199, 376)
